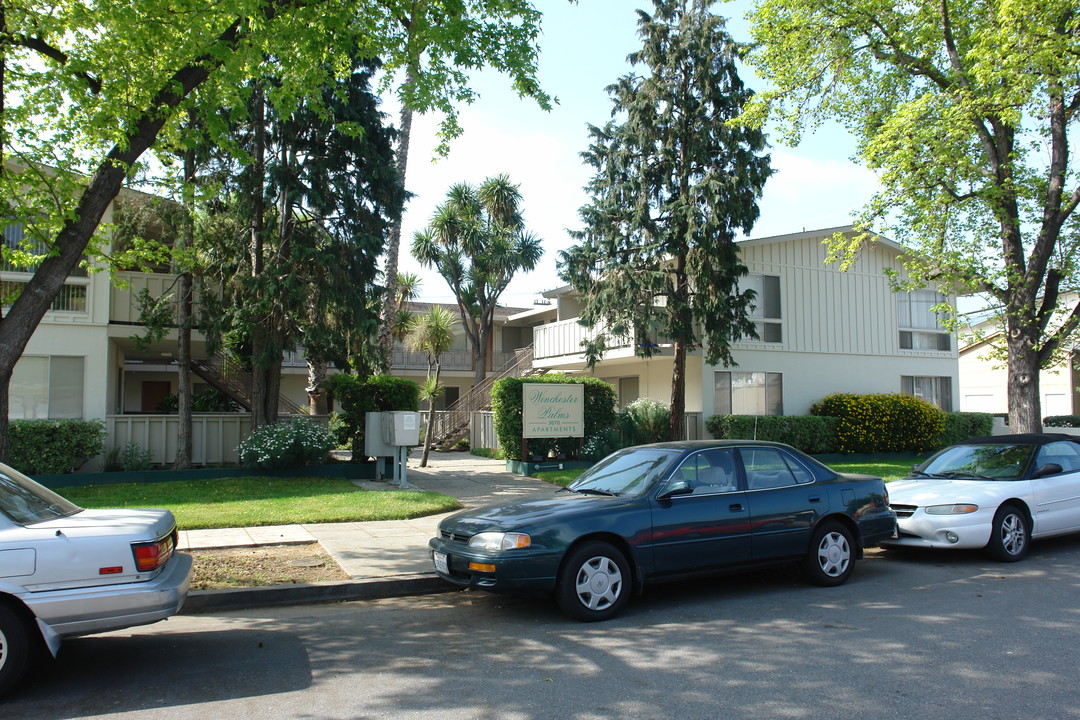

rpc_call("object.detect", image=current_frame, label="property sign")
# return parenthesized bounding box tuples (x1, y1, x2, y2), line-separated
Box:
(522, 383, 585, 438)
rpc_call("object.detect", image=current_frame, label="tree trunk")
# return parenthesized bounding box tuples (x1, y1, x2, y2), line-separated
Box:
(420, 362, 441, 467)
(307, 359, 328, 415)
(175, 134, 196, 469)
(377, 74, 416, 374)
(669, 339, 687, 442)
(0, 14, 259, 461)
(1006, 319, 1042, 433)
(249, 83, 270, 429)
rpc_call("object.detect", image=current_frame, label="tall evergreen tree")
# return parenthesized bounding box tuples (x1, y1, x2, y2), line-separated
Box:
(560, 0, 772, 440)
(198, 58, 403, 428)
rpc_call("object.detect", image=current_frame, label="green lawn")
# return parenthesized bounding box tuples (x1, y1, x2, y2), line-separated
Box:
(61, 476, 461, 530)
(533, 456, 924, 486)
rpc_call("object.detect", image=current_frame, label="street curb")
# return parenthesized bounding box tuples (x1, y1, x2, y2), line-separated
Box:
(180, 574, 456, 614)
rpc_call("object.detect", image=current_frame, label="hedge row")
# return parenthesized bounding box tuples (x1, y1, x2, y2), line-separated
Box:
(707, 400, 993, 455)
(491, 374, 618, 460)
(9, 419, 106, 475)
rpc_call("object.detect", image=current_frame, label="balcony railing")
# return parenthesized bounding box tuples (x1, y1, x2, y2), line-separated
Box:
(534, 318, 631, 360)
(110, 271, 203, 324)
(391, 347, 474, 372)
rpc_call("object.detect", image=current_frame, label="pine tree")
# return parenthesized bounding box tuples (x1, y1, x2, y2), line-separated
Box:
(560, 0, 772, 440)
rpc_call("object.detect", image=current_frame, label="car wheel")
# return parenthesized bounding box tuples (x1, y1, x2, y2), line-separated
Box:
(556, 541, 631, 622)
(802, 522, 855, 587)
(986, 503, 1030, 562)
(0, 604, 32, 698)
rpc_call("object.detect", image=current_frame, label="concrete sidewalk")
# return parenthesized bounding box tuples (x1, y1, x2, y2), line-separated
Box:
(179, 452, 556, 613)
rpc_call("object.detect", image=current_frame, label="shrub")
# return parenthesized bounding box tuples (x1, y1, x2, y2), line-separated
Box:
(323, 374, 420, 459)
(154, 387, 242, 413)
(1043, 415, 1080, 428)
(810, 393, 944, 454)
(620, 397, 671, 445)
(706, 415, 839, 454)
(119, 442, 154, 471)
(471, 447, 504, 459)
(491, 374, 618, 460)
(9, 419, 106, 475)
(579, 426, 625, 461)
(936, 412, 995, 447)
(238, 418, 333, 470)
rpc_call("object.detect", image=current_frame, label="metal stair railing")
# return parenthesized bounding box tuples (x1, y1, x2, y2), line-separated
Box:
(429, 346, 546, 446)
(191, 354, 304, 415)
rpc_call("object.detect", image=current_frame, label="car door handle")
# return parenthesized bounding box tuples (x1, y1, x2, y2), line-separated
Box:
(729, 503, 744, 512)
(809, 496, 822, 503)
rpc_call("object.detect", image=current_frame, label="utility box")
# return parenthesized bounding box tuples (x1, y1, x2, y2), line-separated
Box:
(383, 411, 420, 446)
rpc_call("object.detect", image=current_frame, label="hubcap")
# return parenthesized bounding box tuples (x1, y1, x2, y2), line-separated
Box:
(1001, 513, 1026, 555)
(817, 531, 851, 577)
(575, 555, 623, 611)
(0, 628, 7, 671)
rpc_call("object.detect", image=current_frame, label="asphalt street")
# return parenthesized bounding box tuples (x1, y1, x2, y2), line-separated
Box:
(6, 537, 1080, 720)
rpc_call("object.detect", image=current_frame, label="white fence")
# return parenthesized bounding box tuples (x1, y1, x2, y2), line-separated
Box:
(105, 414, 330, 467)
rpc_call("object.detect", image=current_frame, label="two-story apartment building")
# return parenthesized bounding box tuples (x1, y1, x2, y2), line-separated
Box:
(523, 226, 959, 436)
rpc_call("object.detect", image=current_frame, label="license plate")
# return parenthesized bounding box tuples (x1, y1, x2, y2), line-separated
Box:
(433, 551, 449, 575)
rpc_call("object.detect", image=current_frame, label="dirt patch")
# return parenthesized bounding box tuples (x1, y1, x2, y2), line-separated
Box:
(189, 542, 349, 590)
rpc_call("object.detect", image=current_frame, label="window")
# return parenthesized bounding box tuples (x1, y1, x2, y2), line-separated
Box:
(3, 222, 87, 276)
(739, 273, 782, 342)
(898, 289, 950, 351)
(741, 447, 814, 489)
(9, 356, 84, 419)
(1035, 441, 1080, 475)
(673, 449, 739, 494)
(714, 371, 783, 415)
(901, 376, 952, 411)
(1, 280, 87, 313)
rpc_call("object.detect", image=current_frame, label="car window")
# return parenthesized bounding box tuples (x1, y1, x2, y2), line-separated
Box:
(569, 447, 682, 497)
(919, 444, 1034, 479)
(1034, 441, 1080, 475)
(741, 448, 813, 490)
(0, 468, 81, 525)
(673, 449, 739, 495)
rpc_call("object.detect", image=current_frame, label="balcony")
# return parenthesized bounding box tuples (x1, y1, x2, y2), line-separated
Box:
(533, 318, 635, 361)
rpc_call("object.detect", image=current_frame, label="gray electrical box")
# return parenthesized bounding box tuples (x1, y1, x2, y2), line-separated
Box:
(383, 411, 420, 446)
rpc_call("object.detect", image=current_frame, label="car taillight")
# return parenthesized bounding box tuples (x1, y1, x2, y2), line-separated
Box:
(132, 531, 176, 573)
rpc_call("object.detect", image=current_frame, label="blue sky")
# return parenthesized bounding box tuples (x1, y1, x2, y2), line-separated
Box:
(395, 0, 880, 307)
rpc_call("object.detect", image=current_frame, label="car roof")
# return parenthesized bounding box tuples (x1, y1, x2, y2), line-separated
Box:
(961, 433, 1080, 446)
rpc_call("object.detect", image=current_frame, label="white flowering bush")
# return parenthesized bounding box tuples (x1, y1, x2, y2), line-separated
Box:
(238, 418, 333, 470)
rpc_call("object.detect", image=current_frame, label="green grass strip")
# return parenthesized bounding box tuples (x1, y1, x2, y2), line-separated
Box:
(60, 476, 461, 530)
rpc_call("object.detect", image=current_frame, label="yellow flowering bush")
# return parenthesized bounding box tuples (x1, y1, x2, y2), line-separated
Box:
(810, 393, 944, 454)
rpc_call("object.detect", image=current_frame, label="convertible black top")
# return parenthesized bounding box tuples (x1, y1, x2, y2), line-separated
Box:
(963, 433, 1080, 446)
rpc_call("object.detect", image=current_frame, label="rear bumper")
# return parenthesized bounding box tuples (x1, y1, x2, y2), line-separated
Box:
(23, 552, 193, 638)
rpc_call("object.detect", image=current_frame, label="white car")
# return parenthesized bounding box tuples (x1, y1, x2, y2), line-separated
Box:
(883, 433, 1080, 562)
(0, 462, 192, 697)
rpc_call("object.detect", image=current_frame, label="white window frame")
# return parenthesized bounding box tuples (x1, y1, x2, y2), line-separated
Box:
(739, 273, 782, 343)
(714, 371, 783, 416)
(10, 356, 85, 419)
(901, 375, 952, 411)
(898, 289, 950, 351)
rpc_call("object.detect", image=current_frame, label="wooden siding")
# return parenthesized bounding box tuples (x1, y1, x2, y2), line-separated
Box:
(734, 234, 933, 357)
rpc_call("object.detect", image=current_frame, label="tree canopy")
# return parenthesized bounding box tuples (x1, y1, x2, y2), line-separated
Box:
(560, 0, 772, 439)
(412, 174, 543, 384)
(742, 0, 1080, 432)
(0, 0, 560, 458)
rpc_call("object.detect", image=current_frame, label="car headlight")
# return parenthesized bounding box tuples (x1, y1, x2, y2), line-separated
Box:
(468, 532, 532, 551)
(925, 503, 979, 515)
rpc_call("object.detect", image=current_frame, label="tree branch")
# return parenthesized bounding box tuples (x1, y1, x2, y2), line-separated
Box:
(7, 33, 103, 93)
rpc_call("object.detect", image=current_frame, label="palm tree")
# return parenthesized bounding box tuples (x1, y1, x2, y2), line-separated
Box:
(412, 174, 542, 384)
(406, 305, 457, 466)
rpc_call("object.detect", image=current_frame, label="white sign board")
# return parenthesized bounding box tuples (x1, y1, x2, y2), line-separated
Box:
(522, 383, 585, 438)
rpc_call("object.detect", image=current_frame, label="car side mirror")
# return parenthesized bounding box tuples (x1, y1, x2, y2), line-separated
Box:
(659, 480, 693, 500)
(1033, 463, 1063, 479)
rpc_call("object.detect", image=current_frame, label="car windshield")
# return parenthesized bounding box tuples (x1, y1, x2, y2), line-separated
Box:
(916, 443, 1035, 480)
(0, 464, 82, 525)
(568, 447, 682, 497)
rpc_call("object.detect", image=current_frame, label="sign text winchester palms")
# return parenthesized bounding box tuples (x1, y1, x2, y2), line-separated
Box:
(522, 384, 585, 438)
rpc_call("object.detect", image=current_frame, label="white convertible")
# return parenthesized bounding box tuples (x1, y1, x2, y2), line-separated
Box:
(0, 462, 192, 697)
(883, 433, 1080, 562)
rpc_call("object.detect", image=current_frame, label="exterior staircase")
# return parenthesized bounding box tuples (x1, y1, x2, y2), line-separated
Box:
(191, 354, 304, 415)
(429, 346, 548, 448)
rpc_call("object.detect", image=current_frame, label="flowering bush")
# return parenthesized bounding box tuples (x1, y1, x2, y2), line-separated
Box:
(238, 418, 333, 470)
(810, 393, 944, 454)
